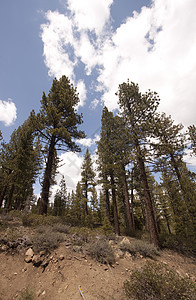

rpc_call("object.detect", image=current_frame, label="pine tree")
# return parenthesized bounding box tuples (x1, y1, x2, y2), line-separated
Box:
(53, 175, 67, 216)
(97, 107, 120, 235)
(0, 118, 41, 209)
(152, 113, 196, 238)
(31, 76, 85, 214)
(81, 148, 96, 217)
(117, 81, 160, 247)
(188, 124, 196, 156)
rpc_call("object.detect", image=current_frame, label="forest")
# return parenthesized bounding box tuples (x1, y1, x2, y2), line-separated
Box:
(0, 75, 196, 248)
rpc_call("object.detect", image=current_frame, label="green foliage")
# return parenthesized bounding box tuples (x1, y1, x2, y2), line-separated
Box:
(159, 233, 196, 257)
(124, 261, 196, 300)
(85, 238, 115, 265)
(31, 225, 65, 252)
(21, 213, 61, 227)
(19, 288, 34, 300)
(119, 239, 159, 258)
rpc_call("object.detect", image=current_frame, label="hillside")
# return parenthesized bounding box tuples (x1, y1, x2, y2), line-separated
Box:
(0, 214, 196, 300)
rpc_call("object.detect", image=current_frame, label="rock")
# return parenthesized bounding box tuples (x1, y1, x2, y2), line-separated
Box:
(1, 245, 8, 251)
(59, 254, 64, 261)
(24, 256, 32, 263)
(25, 248, 34, 257)
(32, 254, 44, 267)
(115, 249, 124, 259)
(120, 237, 130, 245)
(39, 250, 46, 257)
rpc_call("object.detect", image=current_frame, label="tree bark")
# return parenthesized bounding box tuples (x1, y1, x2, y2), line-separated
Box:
(40, 135, 56, 215)
(110, 171, 120, 235)
(121, 164, 135, 234)
(84, 180, 89, 216)
(5, 184, 15, 210)
(0, 185, 8, 208)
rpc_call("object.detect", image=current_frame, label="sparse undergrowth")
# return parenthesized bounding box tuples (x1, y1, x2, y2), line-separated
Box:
(31, 225, 66, 252)
(85, 238, 115, 265)
(19, 288, 34, 300)
(119, 239, 159, 258)
(124, 261, 196, 300)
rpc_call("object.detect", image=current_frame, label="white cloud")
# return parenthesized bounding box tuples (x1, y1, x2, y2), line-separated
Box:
(67, 0, 113, 34)
(90, 98, 99, 109)
(52, 151, 83, 194)
(41, 10, 77, 80)
(76, 138, 93, 147)
(0, 99, 17, 126)
(76, 79, 87, 107)
(41, 0, 196, 126)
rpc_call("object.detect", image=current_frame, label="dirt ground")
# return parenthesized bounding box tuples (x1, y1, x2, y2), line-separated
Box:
(0, 242, 196, 300)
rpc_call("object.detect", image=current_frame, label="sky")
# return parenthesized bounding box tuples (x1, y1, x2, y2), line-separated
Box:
(0, 0, 196, 195)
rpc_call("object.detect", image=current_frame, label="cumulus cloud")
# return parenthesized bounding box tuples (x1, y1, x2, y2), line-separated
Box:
(0, 99, 17, 126)
(67, 0, 113, 34)
(76, 79, 87, 107)
(41, 0, 196, 126)
(52, 151, 83, 194)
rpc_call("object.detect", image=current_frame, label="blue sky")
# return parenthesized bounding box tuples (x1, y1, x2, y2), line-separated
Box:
(0, 0, 196, 194)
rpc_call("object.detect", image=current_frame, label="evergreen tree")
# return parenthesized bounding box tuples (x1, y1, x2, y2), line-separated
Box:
(31, 76, 85, 214)
(53, 175, 67, 216)
(0, 118, 41, 209)
(97, 107, 120, 235)
(81, 148, 96, 216)
(152, 113, 196, 237)
(188, 124, 196, 156)
(117, 81, 160, 247)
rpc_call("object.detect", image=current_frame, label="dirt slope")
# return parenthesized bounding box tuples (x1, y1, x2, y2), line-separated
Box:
(0, 242, 196, 300)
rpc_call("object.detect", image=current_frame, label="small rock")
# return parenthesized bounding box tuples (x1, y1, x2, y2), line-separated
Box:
(25, 248, 34, 257)
(59, 255, 64, 261)
(32, 254, 44, 267)
(41, 290, 46, 296)
(65, 242, 72, 246)
(39, 250, 46, 257)
(116, 262, 119, 265)
(104, 267, 108, 271)
(14, 272, 17, 275)
(22, 267, 27, 272)
(1, 245, 8, 251)
(24, 256, 32, 263)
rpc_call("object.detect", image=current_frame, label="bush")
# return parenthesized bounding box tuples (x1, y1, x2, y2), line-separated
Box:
(124, 261, 196, 300)
(31, 226, 65, 252)
(52, 223, 70, 234)
(22, 213, 61, 227)
(85, 238, 115, 265)
(19, 288, 34, 300)
(119, 239, 159, 258)
(159, 234, 196, 257)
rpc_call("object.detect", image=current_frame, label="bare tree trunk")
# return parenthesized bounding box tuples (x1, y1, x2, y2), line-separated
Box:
(137, 149, 159, 247)
(121, 164, 135, 234)
(40, 135, 56, 215)
(5, 184, 15, 210)
(110, 171, 120, 235)
(84, 181, 88, 216)
(0, 185, 7, 208)
(105, 188, 111, 223)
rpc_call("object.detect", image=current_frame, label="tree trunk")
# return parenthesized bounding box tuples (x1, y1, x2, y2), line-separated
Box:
(40, 135, 56, 215)
(105, 188, 111, 223)
(84, 181, 88, 216)
(5, 184, 15, 210)
(0, 185, 8, 208)
(121, 164, 135, 234)
(110, 171, 120, 235)
(137, 152, 159, 247)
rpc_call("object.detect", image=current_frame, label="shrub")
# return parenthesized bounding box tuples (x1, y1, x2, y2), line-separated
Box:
(85, 238, 115, 265)
(52, 223, 70, 234)
(22, 213, 61, 227)
(124, 261, 196, 300)
(19, 288, 34, 300)
(31, 226, 65, 252)
(119, 239, 159, 258)
(159, 234, 196, 257)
